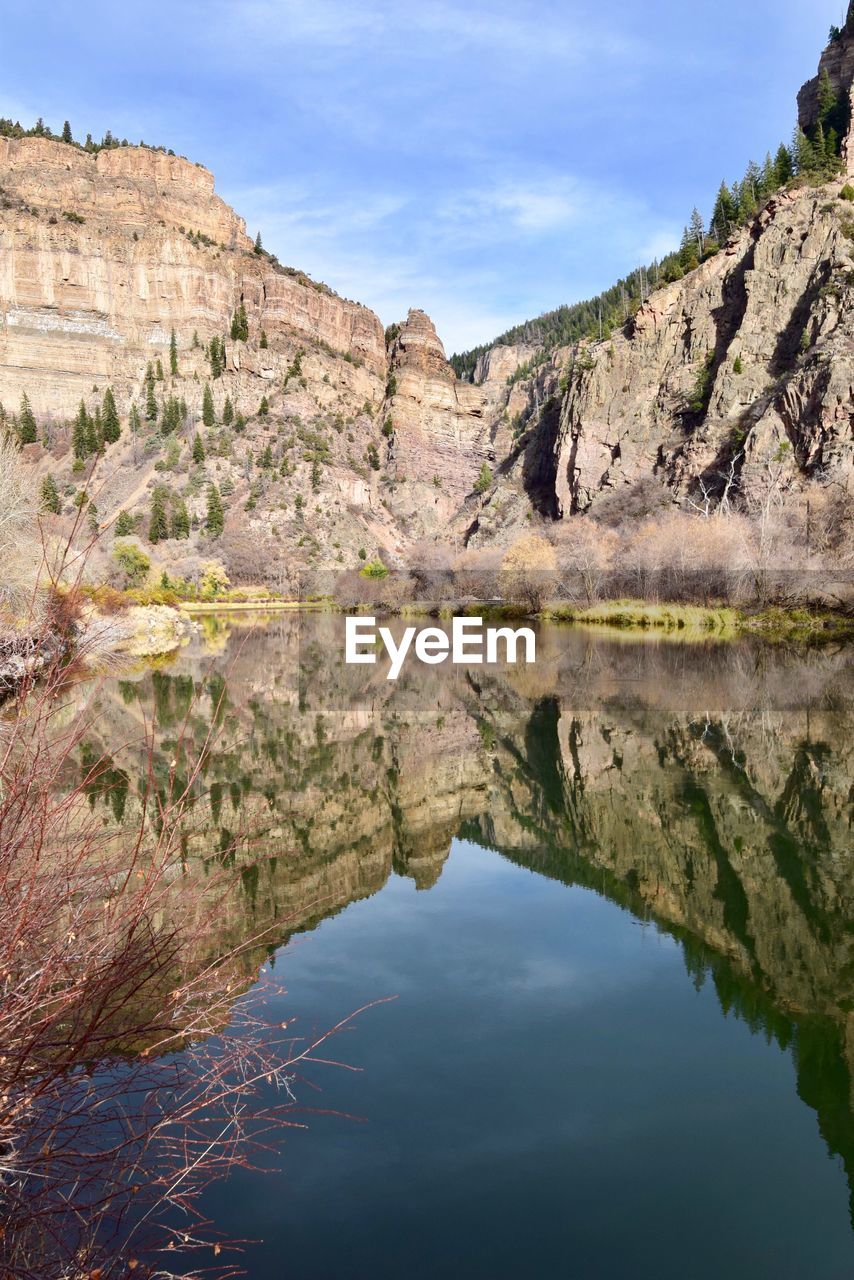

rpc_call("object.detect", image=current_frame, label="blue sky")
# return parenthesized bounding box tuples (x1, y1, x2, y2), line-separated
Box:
(0, 0, 844, 352)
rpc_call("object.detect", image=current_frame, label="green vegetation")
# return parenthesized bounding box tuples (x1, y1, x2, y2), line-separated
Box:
(540, 600, 739, 635)
(170, 497, 190, 540)
(202, 383, 215, 427)
(360, 559, 389, 579)
(113, 510, 135, 536)
(18, 392, 36, 445)
(148, 489, 169, 543)
(102, 387, 120, 443)
(230, 304, 249, 342)
(169, 328, 179, 377)
(209, 336, 225, 379)
(0, 114, 179, 157)
(473, 462, 493, 494)
(113, 540, 151, 587)
(40, 473, 61, 514)
(206, 483, 225, 537)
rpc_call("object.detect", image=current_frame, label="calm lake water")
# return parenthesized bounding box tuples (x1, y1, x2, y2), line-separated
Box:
(83, 615, 854, 1278)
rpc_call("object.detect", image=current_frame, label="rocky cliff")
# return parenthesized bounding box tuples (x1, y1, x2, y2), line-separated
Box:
(2, 17, 854, 581)
(0, 138, 489, 572)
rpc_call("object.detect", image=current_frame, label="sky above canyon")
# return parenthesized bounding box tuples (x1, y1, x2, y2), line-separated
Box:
(0, 0, 845, 352)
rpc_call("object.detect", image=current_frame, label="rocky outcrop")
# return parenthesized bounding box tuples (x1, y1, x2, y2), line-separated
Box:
(382, 310, 493, 532)
(479, 187, 854, 526)
(0, 140, 387, 419)
(798, 3, 854, 177)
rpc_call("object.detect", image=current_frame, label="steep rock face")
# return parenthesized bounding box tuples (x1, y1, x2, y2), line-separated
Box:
(484, 189, 854, 523)
(382, 309, 494, 533)
(0, 137, 249, 245)
(798, 3, 854, 176)
(0, 137, 387, 420)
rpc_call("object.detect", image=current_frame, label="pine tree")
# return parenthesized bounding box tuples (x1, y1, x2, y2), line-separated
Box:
(61, 120, 73, 145)
(148, 489, 169, 543)
(234, 413, 246, 434)
(205, 483, 224, 537)
(18, 392, 37, 444)
(92, 407, 104, 452)
(192, 432, 206, 464)
(145, 369, 158, 422)
(759, 152, 776, 197)
(818, 67, 837, 124)
(114, 510, 135, 536)
(209, 336, 223, 379)
(41, 473, 61, 514)
(473, 462, 493, 494)
(774, 142, 793, 186)
(222, 396, 234, 426)
(102, 387, 121, 443)
(170, 498, 190, 540)
(169, 328, 178, 376)
(72, 401, 88, 459)
(202, 383, 215, 427)
(710, 181, 736, 242)
(688, 207, 705, 255)
(792, 126, 816, 177)
(254, 231, 263, 255)
(259, 329, 268, 349)
(258, 395, 269, 417)
(155, 358, 164, 381)
(230, 304, 249, 342)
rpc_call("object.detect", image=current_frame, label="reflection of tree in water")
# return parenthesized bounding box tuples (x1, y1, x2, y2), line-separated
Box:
(81, 621, 854, 1225)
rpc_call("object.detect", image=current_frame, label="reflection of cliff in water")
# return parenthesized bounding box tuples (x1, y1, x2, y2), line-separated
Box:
(79, 615, 854, 1217)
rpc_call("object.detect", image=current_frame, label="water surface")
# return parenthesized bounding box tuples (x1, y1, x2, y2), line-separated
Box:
(84, 617, 854, 1278)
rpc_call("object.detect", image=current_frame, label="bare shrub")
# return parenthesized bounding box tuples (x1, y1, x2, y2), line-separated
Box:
(592, 476, 674, 528)
(550, 519, 618, 604)
(452, 544, 503, 601)
(0, 436, 38, 617)
(0, 639, 363, 1277)
(500, 534, 557, 612)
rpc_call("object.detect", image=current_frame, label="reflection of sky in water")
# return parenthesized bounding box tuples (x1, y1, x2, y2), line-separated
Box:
(198, 839, 854, 1280)
(96, 621, 854, 1278)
